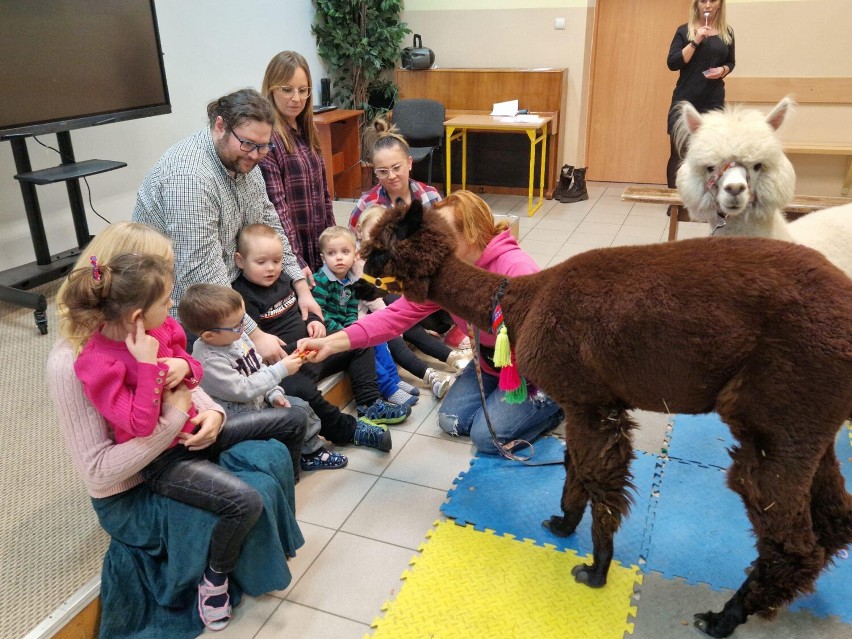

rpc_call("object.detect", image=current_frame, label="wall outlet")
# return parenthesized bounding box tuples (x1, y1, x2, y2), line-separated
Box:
(554, 17, 566, 30)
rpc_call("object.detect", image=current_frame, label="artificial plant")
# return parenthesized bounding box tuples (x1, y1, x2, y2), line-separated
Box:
(312, 0, 410, 122)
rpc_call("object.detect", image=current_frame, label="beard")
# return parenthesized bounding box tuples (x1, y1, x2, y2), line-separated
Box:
(214, 137, 258, 174)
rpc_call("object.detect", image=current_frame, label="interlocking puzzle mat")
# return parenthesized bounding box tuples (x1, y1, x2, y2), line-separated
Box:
(440, 436, 658, 565)
(664, 412, 734, 469)
(788, 423, 852, 622)
(646, 419, 851, 622)
(369, 519, 642, 639)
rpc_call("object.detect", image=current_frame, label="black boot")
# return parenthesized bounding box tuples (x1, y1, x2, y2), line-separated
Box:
(562, 167, 588, 203)
(553, 164, 574, 201)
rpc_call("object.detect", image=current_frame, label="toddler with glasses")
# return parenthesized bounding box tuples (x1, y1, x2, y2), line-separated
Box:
(180, 283, 347, 473)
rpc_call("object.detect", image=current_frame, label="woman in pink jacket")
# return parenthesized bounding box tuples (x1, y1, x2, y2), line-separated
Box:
(301, 190, 563, 453)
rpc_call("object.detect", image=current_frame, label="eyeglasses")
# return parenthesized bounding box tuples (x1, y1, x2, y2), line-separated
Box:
(229, 129, 275, 154)
(374, 163, 406, 179)
(207, 318, 244, 334)
(274, 86, 311, 99)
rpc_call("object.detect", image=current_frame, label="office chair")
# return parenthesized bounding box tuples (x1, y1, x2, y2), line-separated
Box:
(392, 98, 445, 186)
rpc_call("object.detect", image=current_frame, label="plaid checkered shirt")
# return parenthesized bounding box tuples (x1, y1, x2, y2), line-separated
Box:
(132, 127, 303, 333)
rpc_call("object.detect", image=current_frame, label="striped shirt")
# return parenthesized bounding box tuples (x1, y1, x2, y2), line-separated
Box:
(132, 127, 303, 332)
(348, 178, 442, 230)
(260, 128, 335, 273)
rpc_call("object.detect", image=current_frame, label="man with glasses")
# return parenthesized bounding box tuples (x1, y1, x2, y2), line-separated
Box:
(133, 88, 322, 363)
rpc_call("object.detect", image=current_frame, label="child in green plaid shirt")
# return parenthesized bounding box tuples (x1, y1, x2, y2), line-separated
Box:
(313, 227, 418, 406)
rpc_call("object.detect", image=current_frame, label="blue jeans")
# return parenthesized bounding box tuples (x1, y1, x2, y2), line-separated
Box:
(139, 407, 307, 573)
(438, 364, 563, 454)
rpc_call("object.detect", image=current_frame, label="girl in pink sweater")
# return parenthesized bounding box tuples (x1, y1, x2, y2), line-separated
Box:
(64, 251, 307, 631)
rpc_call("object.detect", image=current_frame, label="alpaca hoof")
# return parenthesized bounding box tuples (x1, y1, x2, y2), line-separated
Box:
(542, 515, 576, 538)
(571, 563, 606, 588)
(693, 612, 736, 638)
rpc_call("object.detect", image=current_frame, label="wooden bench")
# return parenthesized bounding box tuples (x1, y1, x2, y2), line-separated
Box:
(782, 143, 852, 196)
(621, 186, 852, 241)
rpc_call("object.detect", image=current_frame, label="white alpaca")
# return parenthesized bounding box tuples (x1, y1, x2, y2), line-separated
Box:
(674, 97, 852, 278)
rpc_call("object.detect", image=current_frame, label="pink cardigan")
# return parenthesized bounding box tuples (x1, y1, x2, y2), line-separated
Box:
(344, 230, 539, 375)
(48, 339, 224, 498)
(73, 317, 203, 445)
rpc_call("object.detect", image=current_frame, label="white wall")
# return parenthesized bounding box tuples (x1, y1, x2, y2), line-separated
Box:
(0, 0, 324, 271)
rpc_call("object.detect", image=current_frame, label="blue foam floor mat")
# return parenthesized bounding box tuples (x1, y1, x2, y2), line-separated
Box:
(665, 412, 734, 469)
(442, 420, 851, 623)
(441, 436, 659, 566)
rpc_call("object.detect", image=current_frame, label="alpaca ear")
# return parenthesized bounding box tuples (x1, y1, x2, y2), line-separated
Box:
(395, 199, 424, 240)
(681, 102, 703, 134)
(765, 96, 795, 131)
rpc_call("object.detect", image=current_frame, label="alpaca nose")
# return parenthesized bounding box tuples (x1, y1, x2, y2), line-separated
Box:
(724, 183, 746, 196)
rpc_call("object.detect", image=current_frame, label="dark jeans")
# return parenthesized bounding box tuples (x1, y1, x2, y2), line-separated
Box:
(139, 408, 308, 573)
(384, 293, 453, 362)
(282, 346, 380, 445)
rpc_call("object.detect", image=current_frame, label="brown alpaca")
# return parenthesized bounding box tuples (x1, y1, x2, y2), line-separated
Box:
(361, 200, 852, 638)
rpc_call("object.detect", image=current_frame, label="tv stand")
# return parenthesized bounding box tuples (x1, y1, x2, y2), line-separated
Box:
(3, 131, 126, 334)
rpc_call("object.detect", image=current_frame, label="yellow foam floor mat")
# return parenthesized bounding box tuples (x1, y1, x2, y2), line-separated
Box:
(369, 520, 641, 638)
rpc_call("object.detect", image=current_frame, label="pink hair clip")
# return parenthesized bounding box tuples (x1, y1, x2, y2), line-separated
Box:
(90, 255, 101, 281)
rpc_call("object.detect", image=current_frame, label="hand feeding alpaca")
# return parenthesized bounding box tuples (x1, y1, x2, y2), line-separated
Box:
(675, 96, 852, 278)
(361, 199, 852, 638)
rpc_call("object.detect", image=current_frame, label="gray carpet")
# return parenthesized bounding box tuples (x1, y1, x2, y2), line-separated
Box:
(0, 282, 109, 639)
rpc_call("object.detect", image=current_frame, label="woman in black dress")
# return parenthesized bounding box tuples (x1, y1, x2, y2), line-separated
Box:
(666, 0, 736, 190)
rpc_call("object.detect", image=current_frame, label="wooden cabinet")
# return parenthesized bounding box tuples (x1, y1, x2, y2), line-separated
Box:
(314, 109, 363, 199)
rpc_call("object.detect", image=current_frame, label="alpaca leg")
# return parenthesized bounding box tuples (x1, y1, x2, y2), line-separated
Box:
(809, 442, 852, 561)
(542, 444, 588, 537)
(549, 405, 636, 588)
(694, 440, 825, 637)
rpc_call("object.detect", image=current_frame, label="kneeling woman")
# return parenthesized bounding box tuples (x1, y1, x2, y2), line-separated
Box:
(302, 190, 563, 453)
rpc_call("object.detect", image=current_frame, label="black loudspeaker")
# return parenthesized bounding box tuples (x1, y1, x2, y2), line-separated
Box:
(320, 78, 331, 106)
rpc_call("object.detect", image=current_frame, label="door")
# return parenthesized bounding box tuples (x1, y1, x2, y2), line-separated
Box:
(586, 0, 683, 184)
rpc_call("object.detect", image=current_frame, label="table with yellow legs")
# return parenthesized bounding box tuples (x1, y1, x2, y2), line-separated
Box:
(444, 114, 552, 216)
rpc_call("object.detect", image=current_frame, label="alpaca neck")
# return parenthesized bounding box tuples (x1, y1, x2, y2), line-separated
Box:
(427, 255, 504, 332)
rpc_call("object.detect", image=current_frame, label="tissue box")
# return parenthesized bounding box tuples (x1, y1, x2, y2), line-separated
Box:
(493, 213, 520, 239)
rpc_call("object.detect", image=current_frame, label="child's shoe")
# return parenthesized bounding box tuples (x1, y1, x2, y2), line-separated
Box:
(198, 567, 231, 631)
(387, 388, 419, 406)
(300, 448, 349, 471)
(353, 418, 392, 451)
(446, 348, 473, 371)
(424, 368, 451, 399)
(397, 380, 420, 396)
(443, 325, 471, 350)
(358, 399, 411, 425)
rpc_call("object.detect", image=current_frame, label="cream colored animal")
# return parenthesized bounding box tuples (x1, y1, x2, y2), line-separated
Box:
(674, 97, 852, 278)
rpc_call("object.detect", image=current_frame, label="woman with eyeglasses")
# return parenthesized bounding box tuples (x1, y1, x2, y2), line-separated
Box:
(261, 51, 335, 284)
(348, 117, 442, 230)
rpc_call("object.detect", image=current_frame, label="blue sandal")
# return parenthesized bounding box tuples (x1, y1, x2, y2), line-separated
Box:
(300, 449, 349, 471)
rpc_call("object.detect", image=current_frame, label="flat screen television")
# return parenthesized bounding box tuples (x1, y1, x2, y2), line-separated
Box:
(0, 0, 170, 140)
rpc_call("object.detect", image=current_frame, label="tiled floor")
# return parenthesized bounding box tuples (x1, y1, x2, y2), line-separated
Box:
(206, 182, 714, 638)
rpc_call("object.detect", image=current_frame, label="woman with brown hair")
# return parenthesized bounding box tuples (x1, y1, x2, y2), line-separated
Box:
(260, 51, 335, 281)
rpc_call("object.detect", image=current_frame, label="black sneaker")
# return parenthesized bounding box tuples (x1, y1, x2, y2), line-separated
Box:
(352, 418, 392, 452)
(357, 399, 411, 425)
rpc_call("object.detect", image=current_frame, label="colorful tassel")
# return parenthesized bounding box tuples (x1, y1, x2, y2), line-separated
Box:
(493, 325, 511, 367)
(499, 359, 521, 391)
(504, 377, 528, 404)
